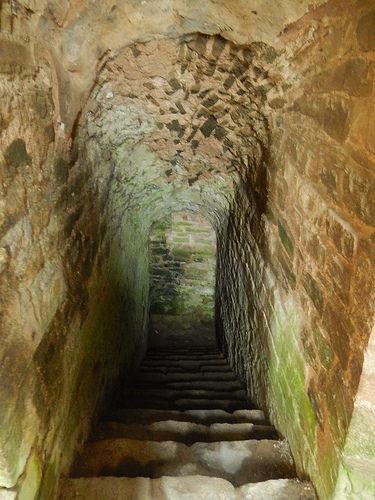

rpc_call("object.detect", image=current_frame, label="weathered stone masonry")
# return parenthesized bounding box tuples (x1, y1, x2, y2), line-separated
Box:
(0, 1, 374, 499)
(149, 211, 216, 335)
(216, 3, 375, 497)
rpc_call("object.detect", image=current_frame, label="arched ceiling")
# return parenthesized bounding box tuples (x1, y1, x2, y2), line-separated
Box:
(79, 34, 274, 231)
(16, 0, 327, 129)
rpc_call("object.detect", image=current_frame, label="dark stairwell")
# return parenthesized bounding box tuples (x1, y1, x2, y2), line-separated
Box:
(61, 349, 316, 499)
(61, 323, 315, 498)
(59, 210, 316, 499)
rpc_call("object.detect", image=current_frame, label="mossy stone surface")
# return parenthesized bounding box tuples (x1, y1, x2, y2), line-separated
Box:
(4, 139, 32, 168)
(268, 296, 318, 478)
(149, 211, 216, 331)
(17, 452, 42, 500)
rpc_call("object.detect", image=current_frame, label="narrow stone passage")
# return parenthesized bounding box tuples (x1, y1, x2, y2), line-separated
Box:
(1, 3, 374, 498)
(60, 338, 316, 499)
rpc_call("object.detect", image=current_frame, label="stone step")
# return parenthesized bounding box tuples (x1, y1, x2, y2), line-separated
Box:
(135, 380, 244, 391)
(137, 371, 238, 383)
(140, 359, 229, 368)
(144, 354, 225, 362)
(139, 365, 234, 374)
(72, 438, 295, 486)
(106, 408, 266, 425)
(91, 420, 278, 443)
(61, 476, 317, 500)
(125, 388, 247, 401)
(147, 346, 221, 352)
(144, 353, 221, 359)
(120, 398, 253, 411)
(145, 347, 223, 356)
(139, 366, 232, 374)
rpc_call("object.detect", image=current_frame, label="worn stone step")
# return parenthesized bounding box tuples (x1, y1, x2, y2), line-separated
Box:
(144, 354, 225, 362)
(147, 348, 221, 352)
(61, 476, 317, 500)
(144, 350, 224, 356)
(140, 359, 229, 368)
(120, 398, 253, 411)
(137, 371, 238, 383)
(72, 438, 295, 486)
(147, 349, 221, 356)
(139, 366, 232, 374)
(140, 363, 230, 372)
(139, 365, 234, 374)
(106, 408, 266, 425)
(91, 420, 278, 443)
(125, 388, 247, 401)
(144, 353, 221, 359)
(135, 380, 244, 392)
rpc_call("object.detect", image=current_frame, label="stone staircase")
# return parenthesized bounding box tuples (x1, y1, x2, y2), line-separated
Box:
(60, 346, 316, 499)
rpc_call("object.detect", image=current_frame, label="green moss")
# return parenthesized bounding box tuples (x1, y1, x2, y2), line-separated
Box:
(149, 209, 215, 329)
(0, 397, 31, 489)
(278, 221, 294, 256)
(345, 408, 375, 459)
(4, 139, 32, 168)
(315, 329, 334, 370)
(316, 445, 340, 499)
(302, 272, 324, 313)
(37, 461, 59, 500)
(335, 460, 375, 499)
(268, 297, 317, 473)
(18, 451, 42, 500)
(170, 248, 191, 260)
(54, 158, 69, 183)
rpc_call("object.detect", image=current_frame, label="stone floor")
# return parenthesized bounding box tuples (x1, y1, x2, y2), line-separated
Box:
(59, 336, 316, 499)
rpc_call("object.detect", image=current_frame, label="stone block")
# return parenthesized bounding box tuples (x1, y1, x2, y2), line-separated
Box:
(342, 167, 374, 227)
(302, 272, 324, 314)
(325, 369, 352, 443)
(200, 117, 217, 138)
(0, 40, 32, 73)
(0, 489, 16, 499)
(4, 140, 32, 170)
(277, 252, 296, 290)
(322, 304, 351, 370)
(325, 254, 352, 304)
(304, 232, 326, 268)
(292, 95, 351, 143)
(313, 58, 372, 97)
(188, 35, 209, 57)
(314, 329, 334, 371)
(356, 9, 375, 51)
(325, 210, 357, 259)
(54, 158, 69, 184)
(278, 221, 294, 257)
(212, 37, 226, 59)
(319, 163, 340, 202)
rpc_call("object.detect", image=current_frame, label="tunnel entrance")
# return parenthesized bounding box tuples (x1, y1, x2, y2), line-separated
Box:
(148, 211, 217, 349)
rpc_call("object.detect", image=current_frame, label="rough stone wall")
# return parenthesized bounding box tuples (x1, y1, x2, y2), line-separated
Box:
(0, 31, 60, 497)
(0, 7, 148, 500)
(334, 323, 375, 498)
(150, 211, 216, 335)
(216, 2, 375, 498)
(0, 70, 148, 500)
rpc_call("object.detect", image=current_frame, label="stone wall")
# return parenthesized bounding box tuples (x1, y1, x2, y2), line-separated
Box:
(334, 323, 375, 498)
(216, 2, 375, 498)
(149, 211, 216, 337)
(0, 31, 60, 497)
(0, 9, 150, 500)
